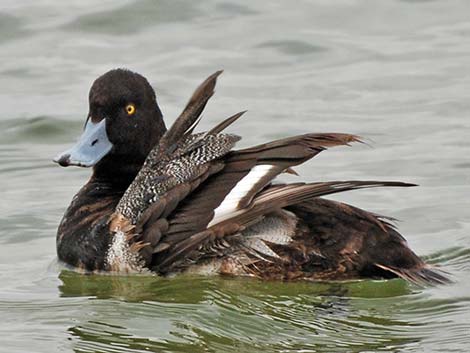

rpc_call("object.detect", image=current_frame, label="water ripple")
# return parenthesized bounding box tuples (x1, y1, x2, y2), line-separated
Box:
(1, 0, 469, 352)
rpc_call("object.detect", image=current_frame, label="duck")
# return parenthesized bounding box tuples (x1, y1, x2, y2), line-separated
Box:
(54, 68, 449, 285)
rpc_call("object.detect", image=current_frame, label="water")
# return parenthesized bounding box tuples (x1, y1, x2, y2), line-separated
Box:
(1, 0, 469, 352)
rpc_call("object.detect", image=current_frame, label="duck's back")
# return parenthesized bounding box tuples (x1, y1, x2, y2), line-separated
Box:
(168, 198, 438, 283)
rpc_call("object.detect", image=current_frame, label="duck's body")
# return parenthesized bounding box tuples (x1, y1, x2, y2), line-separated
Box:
(55, 69, 448, 285)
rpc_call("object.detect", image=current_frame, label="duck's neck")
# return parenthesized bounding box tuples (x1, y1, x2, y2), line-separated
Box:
(91, 154, 146, 191)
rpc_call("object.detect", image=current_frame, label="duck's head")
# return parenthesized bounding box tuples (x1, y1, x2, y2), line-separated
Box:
(54, 69, 166, 179)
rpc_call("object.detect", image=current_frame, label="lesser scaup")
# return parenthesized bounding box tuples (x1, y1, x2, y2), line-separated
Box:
(54, 69, 448, 285)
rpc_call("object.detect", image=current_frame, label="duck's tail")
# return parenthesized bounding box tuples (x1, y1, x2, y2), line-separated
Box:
(375, 263, 451, 286)
(287, 199, 451, 287)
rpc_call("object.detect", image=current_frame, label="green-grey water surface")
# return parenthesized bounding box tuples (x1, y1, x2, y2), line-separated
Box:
(0, 1, 469, 352)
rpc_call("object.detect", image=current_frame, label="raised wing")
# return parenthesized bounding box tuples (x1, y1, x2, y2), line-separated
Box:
(110, 71, 236, 228)
(105, 71, 243, 270)
(153, 180, 415, 273)
(152, 133, 362, 258)
(104, 71, 414, 276)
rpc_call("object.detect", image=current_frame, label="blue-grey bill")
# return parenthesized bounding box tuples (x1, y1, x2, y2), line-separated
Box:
(53, 119, 113, 167)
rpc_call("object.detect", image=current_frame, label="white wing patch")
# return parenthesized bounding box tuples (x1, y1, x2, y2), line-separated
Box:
(208, 164, 275, 227)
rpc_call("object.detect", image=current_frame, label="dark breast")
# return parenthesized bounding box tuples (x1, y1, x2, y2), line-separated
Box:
(57, 180, 123, 271)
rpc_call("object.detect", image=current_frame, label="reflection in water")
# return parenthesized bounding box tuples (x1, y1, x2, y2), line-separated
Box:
(58, 270, 412, 300)
(1, 0, 470, 352)
(59, 272, 426, 352)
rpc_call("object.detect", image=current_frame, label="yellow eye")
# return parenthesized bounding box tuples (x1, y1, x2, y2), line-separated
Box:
(125, 104, 136, 116)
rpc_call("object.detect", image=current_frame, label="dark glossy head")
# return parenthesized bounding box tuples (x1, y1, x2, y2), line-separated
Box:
(54, 69, 167, 181)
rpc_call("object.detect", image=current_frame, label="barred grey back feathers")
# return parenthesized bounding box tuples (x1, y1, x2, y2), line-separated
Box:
(115, 132, 240, 224)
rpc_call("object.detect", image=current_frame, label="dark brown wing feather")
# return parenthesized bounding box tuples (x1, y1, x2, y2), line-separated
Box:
(236, 132, 360, 157)
(206, 111, 247, 135)
(160, 70, 222, 149)
(133, 162, 225, 265)
(154, 180, 414, 273)
(158, 133, 362, 252)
